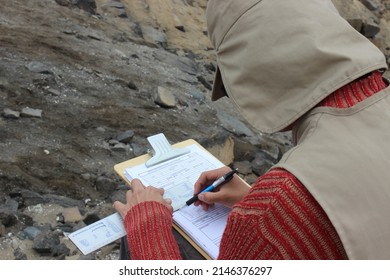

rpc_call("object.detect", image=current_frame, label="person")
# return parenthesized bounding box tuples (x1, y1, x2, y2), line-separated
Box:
(114, 0, 390, 259)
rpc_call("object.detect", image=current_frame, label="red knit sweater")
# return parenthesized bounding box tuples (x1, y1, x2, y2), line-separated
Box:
(124, 71, 387, 259)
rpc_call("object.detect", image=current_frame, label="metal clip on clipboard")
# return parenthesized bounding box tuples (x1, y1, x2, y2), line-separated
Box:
(145, 133, 190, 167)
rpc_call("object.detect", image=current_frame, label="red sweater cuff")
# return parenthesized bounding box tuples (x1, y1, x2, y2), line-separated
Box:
(124, 201, 181, 260)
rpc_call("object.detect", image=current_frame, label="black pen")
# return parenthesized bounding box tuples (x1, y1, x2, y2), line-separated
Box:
(185, 168, 238, 206)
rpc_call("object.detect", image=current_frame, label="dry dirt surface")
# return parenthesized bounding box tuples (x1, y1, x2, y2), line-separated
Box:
(0, 0, 223, 202)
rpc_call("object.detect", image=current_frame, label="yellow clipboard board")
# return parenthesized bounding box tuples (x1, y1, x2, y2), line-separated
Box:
(114, 135, 218, 260)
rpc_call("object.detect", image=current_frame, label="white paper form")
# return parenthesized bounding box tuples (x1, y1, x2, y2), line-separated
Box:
(68, 213, 126, 255)
(124, 143, 230, 259)
(124, 144, 225, 211)
(173, 204, 230, 260)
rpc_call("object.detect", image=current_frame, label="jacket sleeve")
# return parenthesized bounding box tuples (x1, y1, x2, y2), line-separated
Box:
(124, 201, 182, 259)
(217, 168, 347, 260)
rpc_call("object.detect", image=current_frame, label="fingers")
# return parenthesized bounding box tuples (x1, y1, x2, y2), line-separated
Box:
(198, 192, 216, 205)
(131, 178, 145, 192)
(193, 166, 233, 209)
(157, 187, 165, 196)
(114, 179, 174, 215)
(113, 201, 127, 219)
(112, 200, 122, 212)
(194, 166, 231, 194)
(194, 170, 217, 193)
(131, 179, 165, 195)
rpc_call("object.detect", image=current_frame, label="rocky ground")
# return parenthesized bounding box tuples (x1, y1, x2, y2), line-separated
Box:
(0, 0, 389, 260)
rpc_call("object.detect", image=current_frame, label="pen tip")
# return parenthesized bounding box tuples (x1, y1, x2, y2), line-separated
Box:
(175, 203, 187, 212)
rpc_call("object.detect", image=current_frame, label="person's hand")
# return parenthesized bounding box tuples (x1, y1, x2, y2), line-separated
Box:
(193, 166, 250, 211)
(113, 179, 173, 219)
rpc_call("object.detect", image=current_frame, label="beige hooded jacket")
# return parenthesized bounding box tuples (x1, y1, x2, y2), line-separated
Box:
(207, 0, 390, 259)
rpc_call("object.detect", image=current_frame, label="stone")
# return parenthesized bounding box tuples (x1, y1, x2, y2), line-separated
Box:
(197, 75, 212, 90)
(62, 207, 83, 223)
(347, 18, 364, 32)
(127, 81, 138, 90)
(17, 190, 46, 206)
(81, 173, 91, 180)
(26, 61, 52, 74)
(233, 138, 258, 162)
(75, 0, 97, 14)
(44, 194, 85, 211)
(23, 204, 63, 227)
(55, 0, 69, 6)
(2, 108, 20, 119)
(95, 176, 116, 195)
(0, 224, 6, 237)
(130, 142, 147, 157)
(32, 231, 60, 254)
(111, 142, 130, 152)
(153, 51, 198, 75)
(114, 130, 135, 143)
(20, 107, 43, 118)
(188, 89, 205, 102)
(155, 86, 176, 108)
(101, 2, 127, 18)
(23, 226, 42, 240)
(96, 126, 106, 132)
(173, 14, 185, 32)
(108, 139, 120, 146)
(251, 151, 275, 176)
(0, 210, 17, 227)
(83, 213, 100, 225)
(4, 198, 19, 212)
(141, 26, 168, 49)
(0, 76, 8, 87)
(360, 0, 379, 11)
(51, 243, 71, 257)
(202, 135, 235, 166)
(47, 88, 61, 96)
(233, 161, 252, 175)
(361, 19, 381, 38)
(216, 111, 255, 137)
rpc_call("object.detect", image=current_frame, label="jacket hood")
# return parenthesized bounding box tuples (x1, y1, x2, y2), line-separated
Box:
(206, 0, 387, 133)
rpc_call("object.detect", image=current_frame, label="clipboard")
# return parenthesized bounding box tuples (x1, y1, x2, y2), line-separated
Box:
(114, 133, 226, 260)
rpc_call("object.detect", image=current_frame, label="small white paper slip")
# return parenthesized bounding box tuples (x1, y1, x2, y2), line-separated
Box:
(68, 212, 126, 255)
